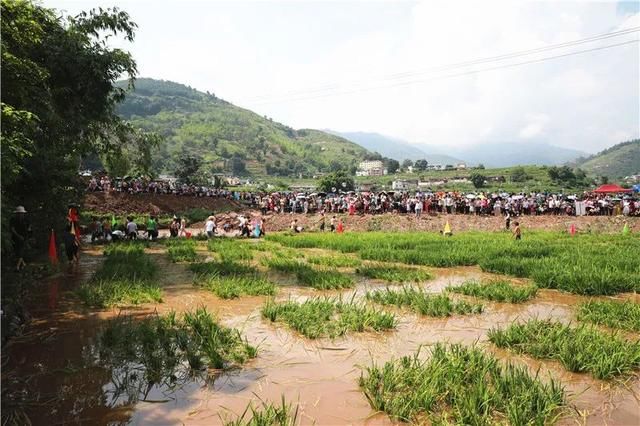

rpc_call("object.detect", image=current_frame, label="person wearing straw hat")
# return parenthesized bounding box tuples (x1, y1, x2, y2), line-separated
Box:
(10, 206, 31, 271)
(205, 215, 216, 239)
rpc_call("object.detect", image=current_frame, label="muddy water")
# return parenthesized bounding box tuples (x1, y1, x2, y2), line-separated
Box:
(3, 243, 639, 425)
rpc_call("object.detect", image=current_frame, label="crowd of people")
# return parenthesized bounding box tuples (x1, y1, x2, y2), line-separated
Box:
(86, 175, 640, 218)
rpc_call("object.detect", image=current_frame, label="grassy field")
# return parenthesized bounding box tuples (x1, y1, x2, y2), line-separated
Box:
(222, 397, 298, 426)
(488, 319, 640, 380)
(447, 280, 538, 303)
(95, 309, 256, 394)
(262, 258, 354, 289)
(77, 242, 162, 307)
(360, 343, 566, 424)
(367, 287, 483, 317)
(267, 232, 640, 295)
(262, 297, 396, 338)
(577, 300, 640, 332)
(356, 263, 432, 283)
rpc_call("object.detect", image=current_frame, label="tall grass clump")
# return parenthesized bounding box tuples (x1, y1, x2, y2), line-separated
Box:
(167, 240, 198, 263)
(92, 309, 256, 403)
(356, 263, 431, 283)
(307, 255, 361, 268)
(190, 261, 256, 277)
(577, 300, 640, 332)
(222, 396, 299, 426)
(262, 297, 396, 339)
(367, 287, 482, 317)
(447, 280, 538, 303)
(207, 238, 253, 262)
(359, 343, 566, 425)
(77, 242, 161, 307)
(198, 274, 277, 299)
(76, 280, 162, 308)
(262, 258, 353, 290)
(488, 319, 640, 380)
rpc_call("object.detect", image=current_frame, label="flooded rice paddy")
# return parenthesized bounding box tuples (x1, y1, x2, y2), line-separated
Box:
(2, 235, 639, 425)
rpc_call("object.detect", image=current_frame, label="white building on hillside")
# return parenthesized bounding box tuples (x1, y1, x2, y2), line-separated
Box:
(357, 160, 385, 176)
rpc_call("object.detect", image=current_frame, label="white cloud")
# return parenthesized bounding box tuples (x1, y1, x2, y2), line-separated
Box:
(44, 0, 640, 153)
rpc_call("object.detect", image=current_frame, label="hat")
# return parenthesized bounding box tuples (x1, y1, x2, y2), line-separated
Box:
(14, 206, 27, 213)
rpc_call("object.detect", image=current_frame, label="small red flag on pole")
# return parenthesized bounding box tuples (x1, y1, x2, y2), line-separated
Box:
(48, 229, 58, 265)
(570, 224, 576, 236)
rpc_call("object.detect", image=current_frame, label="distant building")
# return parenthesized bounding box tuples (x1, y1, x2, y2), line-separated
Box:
(427, 164, 444, 171)
(225, 176, 241, 186)
(357, 160, 385, 176)
(392, 180, 411, 190)
(456, 163, 467, 169)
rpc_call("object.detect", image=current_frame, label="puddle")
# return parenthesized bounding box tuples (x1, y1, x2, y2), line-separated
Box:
(2, 242, 639, 425)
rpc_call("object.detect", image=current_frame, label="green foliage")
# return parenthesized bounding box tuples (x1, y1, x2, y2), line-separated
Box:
(267, 232, 640, 296)
(222, 396, 299, 426)
(317, 170, 355, 192)
(359, 344, 566, 425)
(262, 297, 396, 339)
(197, 274, 277, 299)
(190, 260, 256, 277)
(175, 153, 207, 185)
(262, 258, 354, 289)
(76, 242, 161, 307)
(413, 159, 428, 171)
(470, 172, 485, 188)
(306, 255, 361, 268)
(574, 139, 640, 179)
(577, 300, 640, 332)
(547, 166, 592, 187)
(94, 309, 256, 403)
(116, 79, 369, 176)
(356, 263, 432, 283)
(447, 280, 538, 303)
(510, 166, 529, 182)
(367, 287, 483, 317)
(167, 241, 197, 263)
(488, 319, 640, 380)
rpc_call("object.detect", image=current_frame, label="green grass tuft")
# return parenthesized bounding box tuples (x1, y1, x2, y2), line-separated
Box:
(76, 280, 162, 308)
(306, 255, 361, 268)
(262, 258, 353, 290)
(447, 280, 538, 303)
(262, 297, 396, 338)
(577, 299, 640, 332)
(359, 343, 565, 425)
(367, 287, 483, 317)
(488, 319, 640, 380)
(356, 263, 431, 283)
(222, 396, 299, 426)
(198, 274, 277, 299)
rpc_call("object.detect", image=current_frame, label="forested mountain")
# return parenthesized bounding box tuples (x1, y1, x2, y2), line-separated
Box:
(116, 78, 370, 176)
(445, 142, 587, 168)
(570, 139, 640, 179)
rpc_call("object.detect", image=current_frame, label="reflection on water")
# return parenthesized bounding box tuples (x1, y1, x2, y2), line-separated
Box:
(2, 244, 639, 425)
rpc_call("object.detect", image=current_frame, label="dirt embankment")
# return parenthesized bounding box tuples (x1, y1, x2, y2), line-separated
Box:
(84, 192, 638, 234)
(83, 191, 243, 215)
(259, 212, 639, 234)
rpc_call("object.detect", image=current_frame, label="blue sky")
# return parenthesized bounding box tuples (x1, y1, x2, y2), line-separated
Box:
(45, 1, 639, 153)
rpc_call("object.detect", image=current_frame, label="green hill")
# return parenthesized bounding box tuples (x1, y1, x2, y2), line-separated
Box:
(573, 139, 640, 179)
(116, 78, 370, 176)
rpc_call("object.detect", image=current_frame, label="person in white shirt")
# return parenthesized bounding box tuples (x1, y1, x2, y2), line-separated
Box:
(205, 216, 216, 238)
(126, 217, 138, 239)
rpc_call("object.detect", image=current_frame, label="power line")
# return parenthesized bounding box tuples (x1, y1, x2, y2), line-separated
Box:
(242, 27, 639, 103)
(247, 38, 638, 105)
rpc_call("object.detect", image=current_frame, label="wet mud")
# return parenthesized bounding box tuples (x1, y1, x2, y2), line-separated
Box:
(2, 242, 639, 425)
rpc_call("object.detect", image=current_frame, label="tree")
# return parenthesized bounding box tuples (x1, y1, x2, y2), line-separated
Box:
(510, 166, 529, 182)
(470, 173, 486, 188)
(317, 171, 355, 193)
(231, 154, 246, 175)
(477, 163, 485, 169)
(385, 158, 400, 174)
(1, 1, 141, 253)
(175, 154, 203, 184)
(414, 159, 429, 171)
(402, 159, 414, 170)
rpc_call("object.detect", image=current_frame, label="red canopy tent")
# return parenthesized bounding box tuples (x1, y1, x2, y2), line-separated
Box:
(593, 184, 632, 193)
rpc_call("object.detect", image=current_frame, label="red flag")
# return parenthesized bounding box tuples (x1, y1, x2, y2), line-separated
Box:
(570, 224, 576, 236)
(48, 229, 58, 265)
